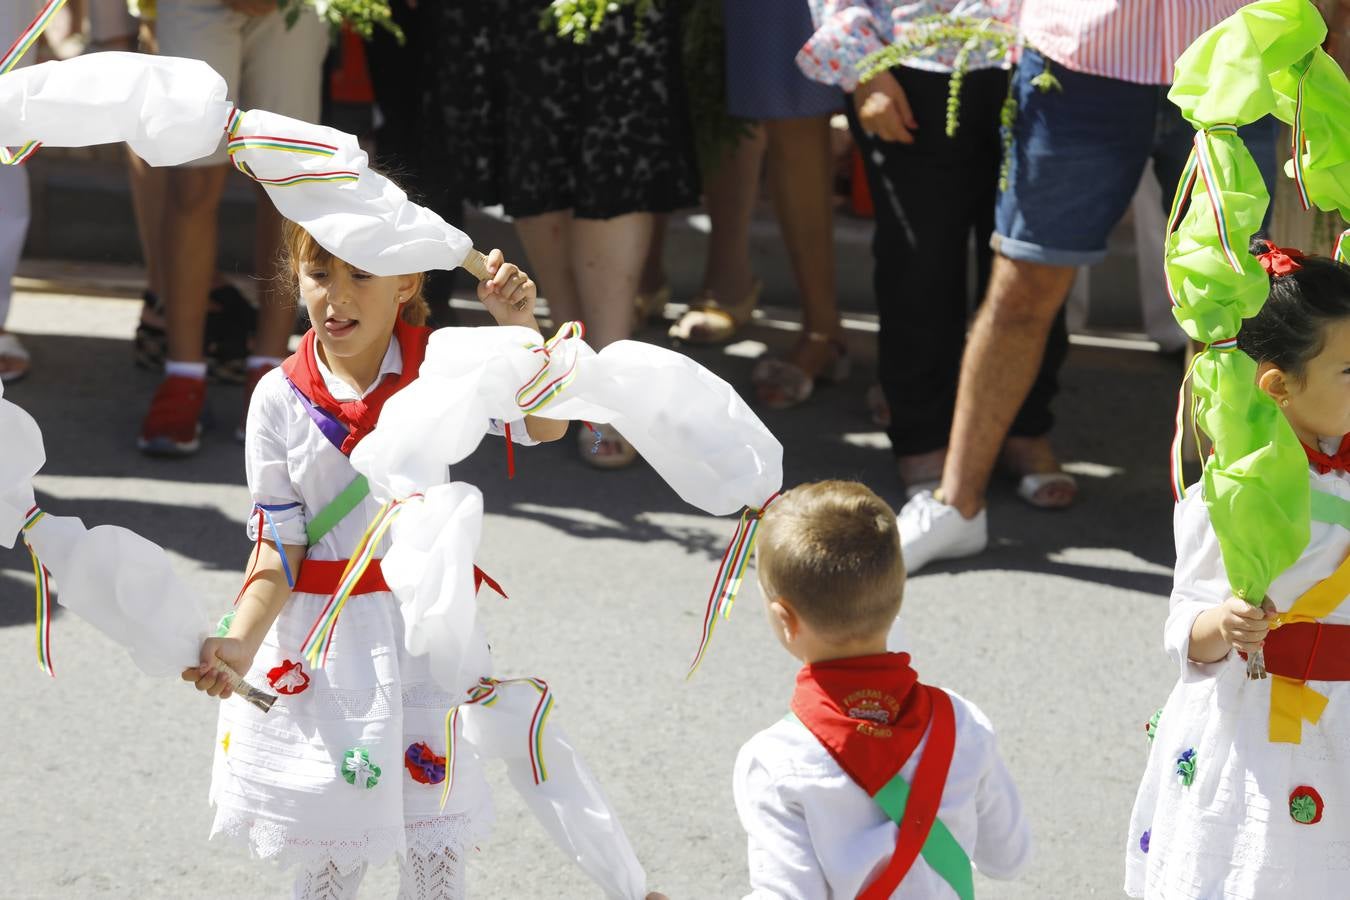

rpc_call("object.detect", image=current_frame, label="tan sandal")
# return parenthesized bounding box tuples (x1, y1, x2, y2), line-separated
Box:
(578, 424, 638, 470)
(667, 278, 762, 345)
(751, 332, 850, 410)
(634, 283, 671, 329)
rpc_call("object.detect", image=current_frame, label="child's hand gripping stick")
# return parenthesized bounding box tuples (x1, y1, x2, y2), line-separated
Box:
(213, 660, 278, 713)
(462, 248, 533, 312)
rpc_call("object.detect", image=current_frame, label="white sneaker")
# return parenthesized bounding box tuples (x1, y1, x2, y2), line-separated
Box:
(898, 490, 988, 574)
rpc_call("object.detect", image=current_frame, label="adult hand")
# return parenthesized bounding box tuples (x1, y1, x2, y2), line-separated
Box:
(222, 0, 277, 17)
(852, 71, 918, 144)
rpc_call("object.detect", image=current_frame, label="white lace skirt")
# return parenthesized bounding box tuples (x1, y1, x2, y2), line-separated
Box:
(1126, 656, 1350, 898)
(209, 589, 493, 875)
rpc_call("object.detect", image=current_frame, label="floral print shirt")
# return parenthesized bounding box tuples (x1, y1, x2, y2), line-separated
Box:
(798, 0, 1019, 92)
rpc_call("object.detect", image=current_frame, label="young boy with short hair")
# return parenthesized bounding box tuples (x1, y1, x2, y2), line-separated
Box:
(734, 480, 1031, 898)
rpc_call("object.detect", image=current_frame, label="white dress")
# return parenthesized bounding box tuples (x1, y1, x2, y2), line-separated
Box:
(210, 336, 530, 877)
(1126, 463, 1350, 898)
(734, 688, 1032, 899)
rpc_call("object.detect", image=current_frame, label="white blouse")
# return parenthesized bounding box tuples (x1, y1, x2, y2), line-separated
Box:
(733, 689, 1032, 899)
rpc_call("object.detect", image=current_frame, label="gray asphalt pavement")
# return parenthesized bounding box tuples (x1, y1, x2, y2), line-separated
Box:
(1, 266, 1180, 899)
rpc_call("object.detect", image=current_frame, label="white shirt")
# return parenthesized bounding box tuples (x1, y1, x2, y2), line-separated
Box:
(244, 333, 532, 550)
(734, 689, 1031, 899)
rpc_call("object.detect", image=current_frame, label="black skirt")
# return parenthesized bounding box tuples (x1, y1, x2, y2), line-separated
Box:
(422, 1, 700, 220)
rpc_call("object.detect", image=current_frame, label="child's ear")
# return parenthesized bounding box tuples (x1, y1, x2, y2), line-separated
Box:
(768, 598, 798, 642)
(395, 273, 420, 305)
(1257, 363, 1294, 407)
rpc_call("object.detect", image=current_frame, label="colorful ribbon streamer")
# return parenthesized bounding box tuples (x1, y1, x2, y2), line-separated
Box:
(225, 118, 358, 188)
(515, 321, 586, 414)
(1291, 63, 1312, 212)
(440, 676, 553, 810)
(1334, 229, 1349, 264)
(0, 0, 69, 166)
(1192, 126, 1244, 274)
(22, 506, 53, 677)
(301, 496, 416, 668)
(687, 493, 780, 678)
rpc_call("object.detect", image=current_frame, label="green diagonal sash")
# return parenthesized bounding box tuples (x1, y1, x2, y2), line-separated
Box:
(305, 475, 370, 548)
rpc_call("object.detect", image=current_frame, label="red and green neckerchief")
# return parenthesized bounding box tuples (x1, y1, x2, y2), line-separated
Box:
(790, 652, 973, 900)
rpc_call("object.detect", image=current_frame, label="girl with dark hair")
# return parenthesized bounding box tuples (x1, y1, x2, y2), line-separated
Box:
(1126, 242, 1350, 898)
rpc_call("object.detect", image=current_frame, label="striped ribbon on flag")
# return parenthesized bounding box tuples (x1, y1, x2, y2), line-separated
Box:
(1334, 229, 1349, 265)
(1169, 340, 1237, 503)
(226, 124, 359, 188)
(440, 677, 554, 810)
(515, 321, 586, 414)
(1192, 126, 1244, 274)
(687, 493, 781, 678)
(22, 507, 54, 677)
(1291, 66, 1312, 212)
(0, 0, 72, 166)
(300, 497, 416, 668)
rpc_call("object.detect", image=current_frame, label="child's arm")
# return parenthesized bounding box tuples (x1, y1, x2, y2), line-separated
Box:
(969, 706, 1033, 880)
(1187, 596, 1277, 664)
(476, 248, 568, 443)
(181, 537, 306, 699)
(733, 742, 829, 900)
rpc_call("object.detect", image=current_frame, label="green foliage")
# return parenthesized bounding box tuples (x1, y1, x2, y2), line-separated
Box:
(997, 79, 1018, 192)
(277, 0, 404, 43)
(542, 0, 658, 44)
(681, 0, 754, 174)
(1030, 58, 1063, 93)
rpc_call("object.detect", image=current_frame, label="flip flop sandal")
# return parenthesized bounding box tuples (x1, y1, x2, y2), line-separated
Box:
(0, 332, 31, 384)
(205, 284, 258, 385)
(578, 425, 638, 470)
(134, 291, 167, 372)
(667, 278, 762, 345)
(1016, 471, 1078, 510)
(633, 283, 671, 329)
(751, 333, 850, 411)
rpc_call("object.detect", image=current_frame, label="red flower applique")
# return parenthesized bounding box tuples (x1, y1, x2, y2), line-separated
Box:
(267, 659, 311, 695)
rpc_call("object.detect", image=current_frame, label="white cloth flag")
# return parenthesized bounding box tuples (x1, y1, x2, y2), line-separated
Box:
(0, 53, 475, 276)
(0, 53, 230, 166)
(462, 685, 649, 900)
(353, 325, 784, 514)
(21, 513, 214, 677)
(0, 379, 42, 549)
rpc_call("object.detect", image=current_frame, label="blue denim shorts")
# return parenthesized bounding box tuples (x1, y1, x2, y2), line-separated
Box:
(994, 48, 1278, 267)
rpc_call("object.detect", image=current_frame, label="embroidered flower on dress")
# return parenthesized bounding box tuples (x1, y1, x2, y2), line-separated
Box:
(266, 659, 311, 695)
(1175, 749, 1197, 787)
(1290, 785, 1324, 825)
(405, 742, 447, 785)
(215, 610, 235, 638)
(1145, 708, 1162, 742)
(221, 731, 230, 755)
(1139, 829, 1150, 854)
(343, 748, 381, 789)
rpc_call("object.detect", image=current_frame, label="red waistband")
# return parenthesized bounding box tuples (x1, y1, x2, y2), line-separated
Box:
(1264, 621, 1350, 681)
(293, 559, 389, 596)
(292, 559, 506, 599)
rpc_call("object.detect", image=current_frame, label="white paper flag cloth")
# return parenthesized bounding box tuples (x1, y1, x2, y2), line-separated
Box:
(351, 321, 784, 674)
(445, 678, 649, 900)
(0, 48, 477, 277)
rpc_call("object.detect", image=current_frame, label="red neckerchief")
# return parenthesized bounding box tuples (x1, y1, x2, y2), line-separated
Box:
(1301, 434, 1350, 475)
(790, 652, 956, 900)
(281, 317, 432, 455)
(790, 652, 931, 794)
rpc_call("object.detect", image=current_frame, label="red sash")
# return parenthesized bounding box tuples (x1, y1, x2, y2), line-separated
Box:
(281, 317, 432, 455)
(790, 653, 957, 899)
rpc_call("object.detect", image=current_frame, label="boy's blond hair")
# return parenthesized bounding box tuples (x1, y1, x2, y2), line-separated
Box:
(281, 220, 431, 327)
(756, 480, 905, 642)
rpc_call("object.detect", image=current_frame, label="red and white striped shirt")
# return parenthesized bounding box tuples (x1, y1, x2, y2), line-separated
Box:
(1019, 0, 1253, 85)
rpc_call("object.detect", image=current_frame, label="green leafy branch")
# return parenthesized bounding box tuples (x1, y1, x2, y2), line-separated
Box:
(279, 0, 403, 43)
(542, 0, 658, 44)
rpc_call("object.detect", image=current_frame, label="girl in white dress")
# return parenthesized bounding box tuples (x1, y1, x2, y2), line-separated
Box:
(182, 222, 565, 900)
(1127, 242, 1350, 898)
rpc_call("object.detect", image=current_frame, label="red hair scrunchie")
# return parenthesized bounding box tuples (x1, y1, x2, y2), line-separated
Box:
(1258, 240, 1305, 277)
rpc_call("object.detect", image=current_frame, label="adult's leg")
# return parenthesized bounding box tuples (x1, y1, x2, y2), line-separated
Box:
(251, 187, 295, 360)
(513, 211, 582, 328)
(701, 126, 766, 301)
(572, 212, 654, 350)
(161, 164, 229, 364)
(763, 115, 840, 341)
(127, 150, 168, 304)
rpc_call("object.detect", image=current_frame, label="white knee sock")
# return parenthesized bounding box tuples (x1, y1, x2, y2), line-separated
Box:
(291, 859, 367, 900)
(397, 844, 465, 900)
